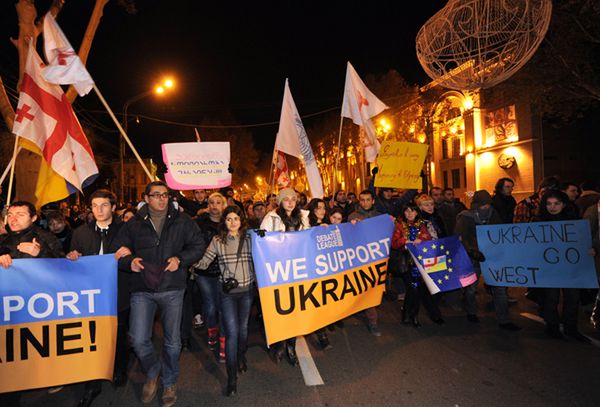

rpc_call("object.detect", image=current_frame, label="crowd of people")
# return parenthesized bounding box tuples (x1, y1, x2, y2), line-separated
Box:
(0, 173, 599, 407)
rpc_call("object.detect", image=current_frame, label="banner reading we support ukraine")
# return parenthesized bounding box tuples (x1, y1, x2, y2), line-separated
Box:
(0, 255, 117, 393)
(252, 215, 394, 345)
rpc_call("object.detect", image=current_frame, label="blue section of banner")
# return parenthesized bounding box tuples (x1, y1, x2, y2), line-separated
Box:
(407, 235, 476, 292)
(0, 255, 117, 325)
(476, 220, 598, 288)
(251, 214, 395, 288)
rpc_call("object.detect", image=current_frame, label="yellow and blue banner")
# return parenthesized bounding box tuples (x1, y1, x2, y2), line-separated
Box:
(407, 236, 477, 294)
(0, 255, 117, 393)
(251, 214, 394, 345)
(476, 220, 599, 288)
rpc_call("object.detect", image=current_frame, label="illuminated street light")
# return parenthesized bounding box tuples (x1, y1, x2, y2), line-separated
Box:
(120, 76, 177, 202)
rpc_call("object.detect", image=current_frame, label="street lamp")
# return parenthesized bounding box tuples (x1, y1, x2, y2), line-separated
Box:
(120, 77, 175, 202)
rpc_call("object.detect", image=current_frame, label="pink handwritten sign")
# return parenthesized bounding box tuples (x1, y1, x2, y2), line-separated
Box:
(162, 142, 231, 190)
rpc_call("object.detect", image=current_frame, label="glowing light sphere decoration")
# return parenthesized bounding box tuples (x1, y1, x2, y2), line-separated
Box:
(416, 0, 552, 90)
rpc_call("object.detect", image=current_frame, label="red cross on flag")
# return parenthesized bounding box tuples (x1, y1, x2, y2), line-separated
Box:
(43, 12, 94, 96)
(341, 62, 389, 162)
(12, 43, 98, 205)
(274, 150, 290, 188)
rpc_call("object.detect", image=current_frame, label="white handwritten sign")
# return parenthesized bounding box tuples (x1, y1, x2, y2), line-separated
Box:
(162, 142, 231, 190)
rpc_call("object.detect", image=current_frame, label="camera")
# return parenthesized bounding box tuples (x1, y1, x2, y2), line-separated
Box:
(222, 277, 239, 294)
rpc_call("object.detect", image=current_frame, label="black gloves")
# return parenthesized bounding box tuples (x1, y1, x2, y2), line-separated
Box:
(371, 166, 379, 175)
(255, 229, 266, 237)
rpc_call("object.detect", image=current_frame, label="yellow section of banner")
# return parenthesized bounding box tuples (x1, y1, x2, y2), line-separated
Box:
(0, 316, 116, 393)
(260, 259, 388, 345)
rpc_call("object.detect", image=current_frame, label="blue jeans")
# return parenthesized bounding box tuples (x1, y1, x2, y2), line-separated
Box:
(196, 274, 221, 328)
(221, 289, 254, 372)
(465, 270, 510, 323)
(129, 289, 185, 387)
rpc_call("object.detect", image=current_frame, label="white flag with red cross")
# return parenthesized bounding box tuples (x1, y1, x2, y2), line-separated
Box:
(12, 43, 98, 192)
(43, 12, 94, 96)
(341, 62, 389, 162)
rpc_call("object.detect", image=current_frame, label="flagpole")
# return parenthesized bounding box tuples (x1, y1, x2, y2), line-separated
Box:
(332, 116, 344, 194)
(92, 84, 154, 182)
(5, 135, 21, 210)
(266, 147, 277, 198)
(0, 146, 22, 188)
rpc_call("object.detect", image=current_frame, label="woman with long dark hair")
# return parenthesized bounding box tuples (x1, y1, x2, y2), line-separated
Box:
(391, 203, 444, 327)
(194, 205, 256, 396)
(533, 190, 590, 341)
(260, 188, 309, 365)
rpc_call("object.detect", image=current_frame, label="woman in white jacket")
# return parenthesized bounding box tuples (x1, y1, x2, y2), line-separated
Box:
(260, 188, 309, 365)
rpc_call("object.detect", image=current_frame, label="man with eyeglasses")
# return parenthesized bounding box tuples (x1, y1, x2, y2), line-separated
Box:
(113, 181, 204, 407)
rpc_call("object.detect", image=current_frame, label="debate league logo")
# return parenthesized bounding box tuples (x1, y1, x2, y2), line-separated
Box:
(316, 227, 344, 250)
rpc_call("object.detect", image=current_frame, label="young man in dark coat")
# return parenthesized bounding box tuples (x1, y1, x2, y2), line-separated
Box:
(455, 190, 520, 331)
(491, 177, 516, 224)
(0, 201, 64, 406)
(66, 190, 131, 407)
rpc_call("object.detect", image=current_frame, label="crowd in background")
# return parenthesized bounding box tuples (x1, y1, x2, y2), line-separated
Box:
(0, 172, 599, 407)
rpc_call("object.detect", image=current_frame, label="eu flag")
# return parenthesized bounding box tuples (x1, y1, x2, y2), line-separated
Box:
(406, 236, 477, 294)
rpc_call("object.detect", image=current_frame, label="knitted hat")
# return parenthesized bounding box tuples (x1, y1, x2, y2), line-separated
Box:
(471, 190, 492, 208)
(277, 188, 297, 205)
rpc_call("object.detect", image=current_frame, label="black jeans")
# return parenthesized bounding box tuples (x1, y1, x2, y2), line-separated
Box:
(543, 287, 580, 328)
(400, 272, 441, 321)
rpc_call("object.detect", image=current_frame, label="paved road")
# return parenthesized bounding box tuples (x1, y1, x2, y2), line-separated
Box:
(21, 286, 600, 407)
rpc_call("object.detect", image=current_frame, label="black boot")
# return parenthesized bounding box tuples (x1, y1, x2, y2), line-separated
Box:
(591, 299, 600, 330)
(286, 342, 298, 366)
(401, 307, 410, 325)
(225, 367, 237, 397)
(77, 388, 101, 407)
(238, 354, 247, 373)
(317, 331, 332, 350)
(270, 342, 284, 364)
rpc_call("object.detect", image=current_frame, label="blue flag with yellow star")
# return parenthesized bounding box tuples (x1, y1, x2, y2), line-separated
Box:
(406, 236, 477, 294)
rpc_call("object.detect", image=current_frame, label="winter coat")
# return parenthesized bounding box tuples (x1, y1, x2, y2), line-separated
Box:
(260, 209, 310, 232)
(0, 224, 64, 259)
(492, 193, 516, 224)
(70, 216, 130, 311)
(113, 203, 205, 293)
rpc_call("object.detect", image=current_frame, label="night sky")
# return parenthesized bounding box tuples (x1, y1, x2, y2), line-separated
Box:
(0, 1, 443, 162)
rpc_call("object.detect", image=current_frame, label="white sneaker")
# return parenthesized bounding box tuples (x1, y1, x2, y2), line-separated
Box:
(193, 314, 204, 328)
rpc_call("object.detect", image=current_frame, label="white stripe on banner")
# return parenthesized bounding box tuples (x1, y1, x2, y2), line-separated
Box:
(520, 312, 600, 348)
(296, 336, 324, 386)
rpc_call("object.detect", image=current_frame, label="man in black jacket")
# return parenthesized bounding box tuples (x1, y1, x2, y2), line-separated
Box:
(113, 181, 204, 407)
(0, 201, 64, 406)
(0, 201, 64, 266)
(66, 190, 131, 407)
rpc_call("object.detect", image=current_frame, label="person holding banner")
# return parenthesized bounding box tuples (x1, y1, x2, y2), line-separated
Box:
(0, 201, 65, 267)
(455, 190, 521, 331)
(307, 198, 333, 349)
(0, 201, 65, 406)
(260, 187, 309, 365)
(113, 181, 205, 407)
(533, 190, 590, 341)
(193, 205, 255, 397)
(66, 189, 131, 407)
(392, 202, 444, 327)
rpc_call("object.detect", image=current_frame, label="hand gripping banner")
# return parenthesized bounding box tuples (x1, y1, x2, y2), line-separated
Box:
(0, 255, 117, 393)
(251, 215, 394, 345)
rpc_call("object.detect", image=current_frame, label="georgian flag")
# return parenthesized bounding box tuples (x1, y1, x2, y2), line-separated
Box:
(43, 12, 94, 96)
(12, 44, 98, 193)
(341, 62, 389, 162)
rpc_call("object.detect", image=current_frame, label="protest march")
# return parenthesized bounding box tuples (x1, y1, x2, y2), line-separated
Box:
(1, 3, 600, 407)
